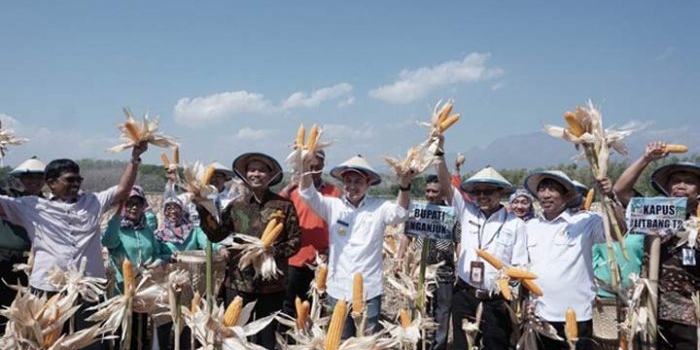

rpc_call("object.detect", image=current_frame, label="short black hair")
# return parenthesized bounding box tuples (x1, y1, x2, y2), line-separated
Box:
(44, 159, 80, 181)
(425, 174, 439, 184)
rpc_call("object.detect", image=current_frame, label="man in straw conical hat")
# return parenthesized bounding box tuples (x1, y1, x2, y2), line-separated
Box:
(0, 156, 46, 333)
(298, 154, 416, 339)
(523, 169, 616, 349)
(434, 134, 527, 349)
(198, 152, 301, 350)
(613, 141, 700, 349)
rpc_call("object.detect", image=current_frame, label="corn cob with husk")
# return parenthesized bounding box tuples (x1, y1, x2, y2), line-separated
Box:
(383, 146, 437, 178)
(108, 107, 178, 152)
(476, 249, 543, 297)
(227, 209, 286, 280)
(0, 120, 28, 161)
(430, 99, 461, 134)
(315, 264, 328, 291)
(223, 296, 244, 327)
(352, 273, 364, 314)
(286, 123, 335, 176)
(664, 143, 688, 153)
(294, 297, 310, 332)
(325, 300, 347, 350)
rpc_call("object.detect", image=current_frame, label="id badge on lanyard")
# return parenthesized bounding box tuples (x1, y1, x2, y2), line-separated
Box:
(470, 261, 485, 285)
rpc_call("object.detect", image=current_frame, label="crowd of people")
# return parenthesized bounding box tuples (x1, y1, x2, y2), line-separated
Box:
(0, 137, 698, 350)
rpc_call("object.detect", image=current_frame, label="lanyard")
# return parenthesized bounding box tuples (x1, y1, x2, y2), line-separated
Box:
(476, 210, 507, 250)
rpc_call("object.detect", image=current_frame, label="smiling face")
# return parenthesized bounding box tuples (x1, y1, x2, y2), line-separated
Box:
(342, 170, 369, 207)
(667, 171, 700, 207)
(309, 155, 325, 188)
(245, 160, 271, 190)
(425, 182, 443, 205)
(210, 171, 232, 192)
(536, 179, 568, 220)
(510, 195, 532, 219)
(47, 171, 83, 201)
(467, 184, 504, 215)
(164, 202, 183, 222)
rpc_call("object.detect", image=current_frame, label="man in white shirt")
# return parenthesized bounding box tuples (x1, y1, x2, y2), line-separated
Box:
(0, 141, 147, 349)
(298, 154, 414, 338)
(523, 170, 609, 350)
(436, 149, 527, 349)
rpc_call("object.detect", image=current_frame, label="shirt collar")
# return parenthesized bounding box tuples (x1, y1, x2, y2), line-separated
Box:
(48, 190, 83, 203)
(245, 190, 272, 204)
(538, 208, 573, 223)
(342, 194, 367, 209)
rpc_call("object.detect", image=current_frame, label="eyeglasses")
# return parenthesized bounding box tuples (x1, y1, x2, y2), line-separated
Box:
(59, 176, 84, 184)
(125, 200, 143, 208)
(164, 205, 181, 212)
(469, 188, 499, 196)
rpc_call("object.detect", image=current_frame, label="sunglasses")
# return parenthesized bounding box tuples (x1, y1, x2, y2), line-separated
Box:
(469, 188, 499, 196)
(59, 176, 84, 184)
(124, 200, 144, 208)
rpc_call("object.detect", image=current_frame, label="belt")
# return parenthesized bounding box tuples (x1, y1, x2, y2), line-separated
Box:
(457, 278, 501, 301)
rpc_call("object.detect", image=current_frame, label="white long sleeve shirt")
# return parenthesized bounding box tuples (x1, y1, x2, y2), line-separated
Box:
(526, 210, 605, 321)
(299, 185, 408, 301)
(452, 187, 528, 291)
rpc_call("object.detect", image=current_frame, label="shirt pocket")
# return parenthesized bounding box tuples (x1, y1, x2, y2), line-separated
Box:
(553, 232, 579, 261)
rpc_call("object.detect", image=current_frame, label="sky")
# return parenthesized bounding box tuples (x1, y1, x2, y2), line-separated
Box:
(1, 1, 698, 173)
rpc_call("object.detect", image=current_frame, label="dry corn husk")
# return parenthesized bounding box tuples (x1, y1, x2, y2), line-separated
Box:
(0, 120, 28, 161)
(383, 146, 437, 178)
(108, 107, 178, 152)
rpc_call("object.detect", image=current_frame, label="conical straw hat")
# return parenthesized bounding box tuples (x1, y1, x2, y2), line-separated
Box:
(461, 166, 513, 194)
(330, 155, 381, 186)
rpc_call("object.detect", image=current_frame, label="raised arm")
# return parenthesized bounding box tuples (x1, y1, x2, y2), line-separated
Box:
(613, 141, 667, 207)
(434, 135, 454, 204)
(114, 141, 148, 204)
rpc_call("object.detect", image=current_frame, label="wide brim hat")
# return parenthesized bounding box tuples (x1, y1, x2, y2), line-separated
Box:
(232, 152, 283, 187)
(461, 166, 514, 194)
(524, 170, 577, 200)
(650, 162, 700, 196)
(330, 155, 381, 186)
(211, 162, 234, 178)
(10, 156, 46, 176)
(572, 180, 589, 195)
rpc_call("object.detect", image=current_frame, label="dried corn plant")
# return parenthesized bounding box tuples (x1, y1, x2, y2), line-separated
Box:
(461, 302, 483, 350)
(47, 258, 107, 304)
(108, 108, 178, 152)
(619, 273, 657, 348)
(517, 303, 565, 350)
(475, 249, 542, 300)
(182, 296, 274, 349)
(381, 308, 437, 350)
(417, 99, 461, 155)
(0, 120, 28, 162)
(286, 124, 334, 176)
(544, 100, 634, 293)
(227, 209, 287, 281)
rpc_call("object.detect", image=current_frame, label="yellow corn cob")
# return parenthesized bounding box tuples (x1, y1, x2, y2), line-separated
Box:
(306, 124, 319, 154)
(260, 222, 284, 248)
(438, 114, 460, 133)
(436, 100, 454, 124)
(160, 152, 171, 167)
(664, 144, 688, 153)
(316, 264, 328, 290)
(563, 112, 585, 137)
(522, 279, 544, 297)
(565, 308, 577, 340)
(43, 308, 61, 347)
(475, 249, 504, 270)
(261, 217, 278, 237)
(173, 146, 180, 164)
(505, 267, 537, 280)
(324, 300, 347, 350)
(202, 165, 216, 186)
(223, 296, 243, 327)
(295, 124, 305, 150)
(583, 188, 595, 210)
(123, 258, 135, 297)
(399, 308, 411, 328)
(352, 273, 364, 313)
(190, 291, 201, 313)
(497, 278, 512, 300)
(124, 120, 142, 141)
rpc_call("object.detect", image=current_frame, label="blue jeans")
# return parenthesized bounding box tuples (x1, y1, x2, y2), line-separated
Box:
(327, 294, 382, 339)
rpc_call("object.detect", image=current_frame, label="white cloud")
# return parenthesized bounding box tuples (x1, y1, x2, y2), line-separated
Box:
(282, 83, 353, 109)
(233, 127, 276, 141)
(337, 96, 356, 108)
(174, 83, 354, 126)
(491, 81, 506, 91)
(174, 91, 275, 125)
(369, 53, 504, 104)
(656, 47, 675, 61)
(323, 122, 375, 141)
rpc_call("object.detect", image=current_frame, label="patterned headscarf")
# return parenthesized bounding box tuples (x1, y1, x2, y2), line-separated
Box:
(154, 197, 192, 244)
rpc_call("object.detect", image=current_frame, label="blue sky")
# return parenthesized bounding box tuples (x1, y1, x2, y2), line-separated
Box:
(1, 1, 698, 172)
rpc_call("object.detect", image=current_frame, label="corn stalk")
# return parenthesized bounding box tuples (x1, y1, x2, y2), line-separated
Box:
(416, 240, 429, 350)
